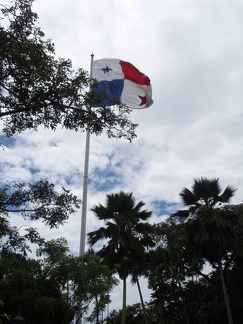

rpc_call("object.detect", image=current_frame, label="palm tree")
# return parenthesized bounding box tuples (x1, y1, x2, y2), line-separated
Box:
(174, 177, 238, 324)
(88, 191, 154, 324)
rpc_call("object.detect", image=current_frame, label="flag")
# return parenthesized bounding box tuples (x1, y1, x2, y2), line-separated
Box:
(92, 58, 153, 109)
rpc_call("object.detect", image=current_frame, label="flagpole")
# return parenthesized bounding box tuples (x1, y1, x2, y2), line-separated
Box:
(79, 53, 94, 256)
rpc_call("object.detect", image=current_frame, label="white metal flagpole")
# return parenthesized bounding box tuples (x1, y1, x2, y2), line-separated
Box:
(79, 53, 94, 256)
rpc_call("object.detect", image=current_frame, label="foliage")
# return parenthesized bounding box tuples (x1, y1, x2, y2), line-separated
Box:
(37, 246, 118, 323)
(173, 178, 238, 324)
(173, 177, 238, 265)
(0, 300, 10, 324)
(106, 304, 147, 324)
(0, 179, 79, 256)
(0, 178, 118, 323)
(148, 218, 201, 324)
(0, 250, 73, 324)
(144, 183, 243, 324)
(1, 168, 243, 323)
(0, 241, 118, 323)
(88, 191, 154, 324)
(0, 179, 79, 227)
(0, 0, 137, 141)
(88, 191, 154, 280)
(145, 178, 243, 324)
(81, 251, 119, 323)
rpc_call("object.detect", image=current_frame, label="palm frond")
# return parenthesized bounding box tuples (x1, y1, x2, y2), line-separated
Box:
(172, 209, 190, 218)
(180, 188, 197, 206)
(87, 227, 107, 245)
(218, 186, 236, 203)
(88, 191, 153, 280)
(173, 178, 239, 264)
(193, 177, 221, 201)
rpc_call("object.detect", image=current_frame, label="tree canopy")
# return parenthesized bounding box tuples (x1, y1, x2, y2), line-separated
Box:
(0, 179, 79, 257)
(173, 177, 239, 324)
(0, 178, 243, 323)
(0, 0, 137, 141)
(0, 179, 118, 323)
(173, 177, 238, 264)
(88, 191, 154, 324)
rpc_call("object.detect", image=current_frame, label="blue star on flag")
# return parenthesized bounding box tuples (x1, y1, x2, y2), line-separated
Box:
(102, 66, 112, 74)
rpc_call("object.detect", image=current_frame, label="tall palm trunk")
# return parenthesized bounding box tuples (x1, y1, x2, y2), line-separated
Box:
(136, 278, 149, 324)
(218, 260, 234, 324)
(95, 295, 99, 324)
(121, 277, 127, 324)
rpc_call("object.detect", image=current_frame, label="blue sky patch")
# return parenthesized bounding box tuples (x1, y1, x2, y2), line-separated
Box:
(90, 166, 122, 192)
(151, 200, 180, 217)
(0, 135, 16, 148)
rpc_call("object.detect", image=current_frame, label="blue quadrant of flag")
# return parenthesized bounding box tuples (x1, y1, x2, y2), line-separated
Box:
(92, 80, 124, 107)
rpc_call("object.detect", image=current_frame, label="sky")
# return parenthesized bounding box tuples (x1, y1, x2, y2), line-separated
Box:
(1, 0, 243, 314)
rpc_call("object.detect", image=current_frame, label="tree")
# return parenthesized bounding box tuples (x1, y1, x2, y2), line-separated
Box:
(0, 0, 137, 141)
(37, 243, 118, 324)
(88, 191, 154, 324)
(0, 249, 75, 324)
(0, 179, 79, 257)
(0, 300, 10, 324)
(0, 179, 79, 226)
(0, 237, 118, 323)
(0, 180, 80, 322)
(80, 251, 119, 324)
(106, 304, 147, 324)
(148, 218, 205, 324)
(173, 177, 239, 324)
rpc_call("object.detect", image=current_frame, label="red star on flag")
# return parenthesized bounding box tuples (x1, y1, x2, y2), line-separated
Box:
(138, 95, 147, 106)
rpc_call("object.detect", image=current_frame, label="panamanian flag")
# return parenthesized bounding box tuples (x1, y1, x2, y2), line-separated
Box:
(92, 58, 153, 109)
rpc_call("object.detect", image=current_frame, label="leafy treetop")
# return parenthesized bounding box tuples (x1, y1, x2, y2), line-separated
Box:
(0, 0, 137, 141)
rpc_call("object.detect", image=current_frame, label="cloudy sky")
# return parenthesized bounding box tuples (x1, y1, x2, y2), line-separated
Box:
(2, 0, 243, 313)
